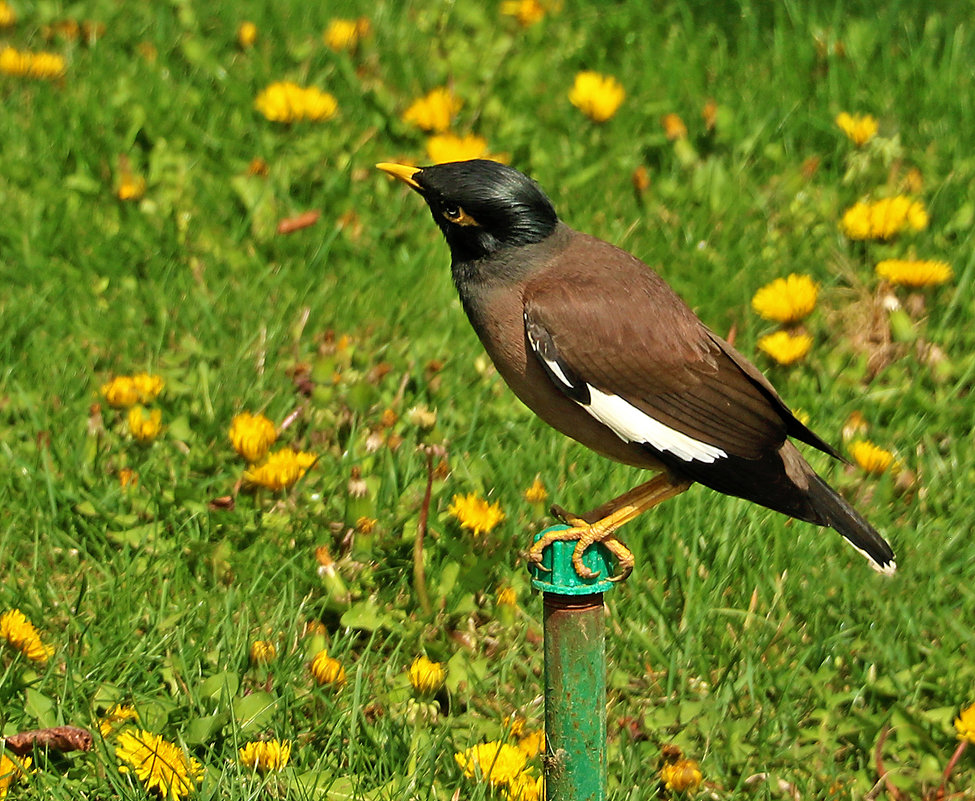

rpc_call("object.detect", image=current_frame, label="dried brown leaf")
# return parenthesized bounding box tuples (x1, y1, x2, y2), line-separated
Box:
(4, 726, 93, 756)
(277, 210, 320, 234)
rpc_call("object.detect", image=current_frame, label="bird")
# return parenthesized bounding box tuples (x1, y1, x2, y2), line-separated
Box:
(377, 159, 896, 581)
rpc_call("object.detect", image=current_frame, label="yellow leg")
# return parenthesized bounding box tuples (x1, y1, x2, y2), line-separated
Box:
(530, 474, 692, 582)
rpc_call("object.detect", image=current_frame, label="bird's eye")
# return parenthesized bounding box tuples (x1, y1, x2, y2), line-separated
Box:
(440, 204, 479, 227)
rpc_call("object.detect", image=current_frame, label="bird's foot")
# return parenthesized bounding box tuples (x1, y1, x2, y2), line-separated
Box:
(535, 476, 692, 583)
(528, 519, 634, 583)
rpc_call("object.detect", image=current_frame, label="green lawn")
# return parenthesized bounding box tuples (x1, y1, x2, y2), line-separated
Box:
(2, 1, 974, 798)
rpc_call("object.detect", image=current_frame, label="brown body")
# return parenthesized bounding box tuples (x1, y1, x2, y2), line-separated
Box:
(456, 222, 830, 523)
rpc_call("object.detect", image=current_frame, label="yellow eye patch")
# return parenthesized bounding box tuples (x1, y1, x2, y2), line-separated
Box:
(443, 205, 480, 227)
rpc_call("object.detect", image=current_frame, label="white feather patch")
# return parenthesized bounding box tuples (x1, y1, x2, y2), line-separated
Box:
(583, 384, 728, 463)
(843, 538, 897, 576)
(528, 322, 727, 464)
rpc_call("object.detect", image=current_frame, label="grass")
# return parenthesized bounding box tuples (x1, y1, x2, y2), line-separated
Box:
(2, 0, 975, 798)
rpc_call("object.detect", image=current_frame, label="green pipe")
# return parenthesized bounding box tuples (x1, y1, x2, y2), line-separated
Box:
(530, 525, 615, 801)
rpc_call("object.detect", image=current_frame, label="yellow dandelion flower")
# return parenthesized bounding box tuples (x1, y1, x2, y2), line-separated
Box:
(243, 448, 316, 491)
(0, 2, 16, 28)
(0, 753, 32, 797)
(295, 451, 317, 469)
(28, 51, 66, 79)
(424, 133, 503, 165)
(310, 650, 346, 687)
(254, 82, 297, 122)
(517, 729, 545, 758)
(875, 258, 953, 288)
(757, 331, 813, 366)
(402, 87, 462, 133)
(568, 71, 625, 123)
(955, 703, 975, 744)
(850, 440, 894, 475)
(497, 586, 518, 607)
(448, 493, 505, 535)
(115, 730, 202, 801)
(132, 373, 164, 403)
(0, 47, 65, 79)
(1, 608, 54, 664)
(840, 196, 929, 240)
(455, 741, 527, 786)
(101, 376, 140, 408)
(835, 112, 878, 146)
(254, 81, 337, 124)
(324, 18, 368, 52)
(229, 412, 277, 462)
(128, 406, 163, 444)
(523, 477, 548, 505)
(408, 655, 446, 696)
(301, 87, 339, 121)
(503, 771, 544, 801)
(500, 0, 547, 27)
(660, 758, 703, 793)
(0, 46, 29, 76)
(751, 274, 818, 324)
(840, 205, 875, 240)
(238, 740, 291, 772)
(237, 21, 257, 48)
(661, 112, 688, 140)
(99, 704, 139, 738)
(249, 640, 277, 666)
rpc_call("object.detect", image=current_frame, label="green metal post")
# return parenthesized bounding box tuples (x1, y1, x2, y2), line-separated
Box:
(530, 525, 615, 801)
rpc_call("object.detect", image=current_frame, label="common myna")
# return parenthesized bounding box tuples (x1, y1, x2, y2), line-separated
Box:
(377, 159, 896, 580)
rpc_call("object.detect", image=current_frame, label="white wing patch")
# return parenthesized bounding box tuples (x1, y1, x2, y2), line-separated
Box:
(585, 384, 728, 463)
(531, 342, 727, 464)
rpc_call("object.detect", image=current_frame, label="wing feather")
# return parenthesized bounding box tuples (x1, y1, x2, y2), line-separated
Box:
(522, 233, 830, 462)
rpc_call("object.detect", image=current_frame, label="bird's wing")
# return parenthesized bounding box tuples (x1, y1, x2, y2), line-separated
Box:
(523, 238, 837, 464)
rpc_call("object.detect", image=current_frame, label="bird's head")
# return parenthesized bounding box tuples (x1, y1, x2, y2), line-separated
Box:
(377, 160, 558, 262)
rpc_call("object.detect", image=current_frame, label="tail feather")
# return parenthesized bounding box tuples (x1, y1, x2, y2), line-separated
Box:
(806, 472, 896, 575)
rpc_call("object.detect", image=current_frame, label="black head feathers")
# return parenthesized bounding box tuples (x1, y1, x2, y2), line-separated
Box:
(408, 160, 559, 261)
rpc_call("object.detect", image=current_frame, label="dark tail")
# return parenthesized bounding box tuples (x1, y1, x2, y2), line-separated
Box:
(806, 472, 896, 575)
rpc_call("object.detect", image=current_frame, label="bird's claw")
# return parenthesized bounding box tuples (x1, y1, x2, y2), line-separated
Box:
(526, 547, 551, 574)
(528, 519, 634, 583)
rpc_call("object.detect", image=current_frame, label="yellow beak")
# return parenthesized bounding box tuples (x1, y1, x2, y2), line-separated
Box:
(376, 162, 423, 192)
